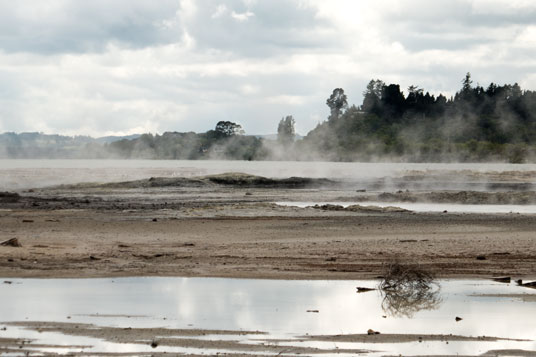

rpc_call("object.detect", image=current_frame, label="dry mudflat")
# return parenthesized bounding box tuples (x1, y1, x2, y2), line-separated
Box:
(0, 173, 535, 280)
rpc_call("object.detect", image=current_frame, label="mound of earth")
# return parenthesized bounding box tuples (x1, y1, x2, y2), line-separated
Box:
(312, 204, 409, 213)
(205, 173, 335, 188)
(63, 173, 337, 190)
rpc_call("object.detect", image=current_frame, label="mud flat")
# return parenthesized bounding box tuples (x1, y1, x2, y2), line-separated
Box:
(1, 208, 536, 279)
(1, 172, 536, 280)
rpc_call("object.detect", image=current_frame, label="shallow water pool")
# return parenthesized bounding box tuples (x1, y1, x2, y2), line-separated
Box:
(0, 278, 535, 356)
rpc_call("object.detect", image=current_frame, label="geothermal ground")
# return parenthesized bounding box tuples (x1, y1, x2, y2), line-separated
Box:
(1, 172, 535, 280)
(1, 170, 536, 356)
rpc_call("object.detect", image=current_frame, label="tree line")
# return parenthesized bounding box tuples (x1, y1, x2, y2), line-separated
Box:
(297, 73, 536, 162)
(2, 73, 536, 162)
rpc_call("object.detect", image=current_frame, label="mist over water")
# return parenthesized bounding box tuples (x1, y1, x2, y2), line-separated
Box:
(2, 159, 536, 191)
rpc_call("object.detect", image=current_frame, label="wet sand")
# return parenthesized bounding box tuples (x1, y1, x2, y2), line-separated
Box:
(0, 321, 531, 356)
(4, 322, 370, 355)
(1, 321, 528, 356)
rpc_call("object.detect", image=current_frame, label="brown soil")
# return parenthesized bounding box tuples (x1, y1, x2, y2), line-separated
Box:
(1, 204, 536, 279)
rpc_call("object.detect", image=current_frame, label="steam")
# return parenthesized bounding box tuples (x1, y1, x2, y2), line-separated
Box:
(2, 75, 536, 164)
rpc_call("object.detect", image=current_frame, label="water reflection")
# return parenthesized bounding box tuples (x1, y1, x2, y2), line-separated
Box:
(378, 261, 442, 318)
(380, 285, 442, 318)
(0, 278, 535, 356)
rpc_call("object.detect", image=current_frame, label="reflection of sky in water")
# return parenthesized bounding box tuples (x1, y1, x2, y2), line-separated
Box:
(278, 201, 536, 214)
(1, 278, 535, 355)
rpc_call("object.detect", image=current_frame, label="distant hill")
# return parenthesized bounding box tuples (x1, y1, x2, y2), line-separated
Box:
(95, 134, 142, 143)
(0, 132, 141, 144)
(0, 129, 266, 160)
(0, 132, 141, 158)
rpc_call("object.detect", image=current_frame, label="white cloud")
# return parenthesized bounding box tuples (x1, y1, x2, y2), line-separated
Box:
(211, 4, 228, 19)
(266, 95, 307, 106)
(1, 0, 536, 136)
(231, 10, 255, 21)
(240, 84, 260, 95)
(514, 26, 536, 47)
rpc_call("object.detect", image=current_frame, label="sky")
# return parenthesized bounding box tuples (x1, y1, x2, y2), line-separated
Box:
(1, 0, 536, 137)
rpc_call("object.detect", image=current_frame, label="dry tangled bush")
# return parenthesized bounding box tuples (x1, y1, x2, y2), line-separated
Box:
(378, 260, 441, 318)
(379, 260, 436, 291)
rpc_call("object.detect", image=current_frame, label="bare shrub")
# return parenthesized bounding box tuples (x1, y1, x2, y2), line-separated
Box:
(380, 260, 436, 291)
(378, 260, 441, 318)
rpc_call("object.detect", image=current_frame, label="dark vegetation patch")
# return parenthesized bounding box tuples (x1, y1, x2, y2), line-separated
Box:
(0, 192, 20, 203)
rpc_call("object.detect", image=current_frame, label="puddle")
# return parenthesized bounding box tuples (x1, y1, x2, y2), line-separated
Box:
(277, 201, 536, 214)
(0, 278, 535, 355)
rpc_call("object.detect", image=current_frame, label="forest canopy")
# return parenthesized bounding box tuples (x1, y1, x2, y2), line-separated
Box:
(297, 73, 536, 163)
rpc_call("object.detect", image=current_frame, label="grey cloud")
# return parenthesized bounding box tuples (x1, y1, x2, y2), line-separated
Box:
(0, 70, 25, 132)
(380, 0, 536, 51)
(384, 0, 536, 28)
(183, 0, 336, 56)
(396, 33, 497, 52)
(0, 0, 336, 56)
(0, 0, 182, 54)
(132, 70, 327, 132)
(0, 70, 23, 99)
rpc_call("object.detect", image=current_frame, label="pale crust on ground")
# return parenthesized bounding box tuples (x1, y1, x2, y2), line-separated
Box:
(1, 207, 536, 280)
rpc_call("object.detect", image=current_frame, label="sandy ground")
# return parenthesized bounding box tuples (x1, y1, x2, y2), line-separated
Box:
(1, 207, 536, 279)
(1, 175, 536, 280)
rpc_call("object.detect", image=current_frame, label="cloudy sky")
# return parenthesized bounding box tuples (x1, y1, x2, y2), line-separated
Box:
(1, 0, 536, 137)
